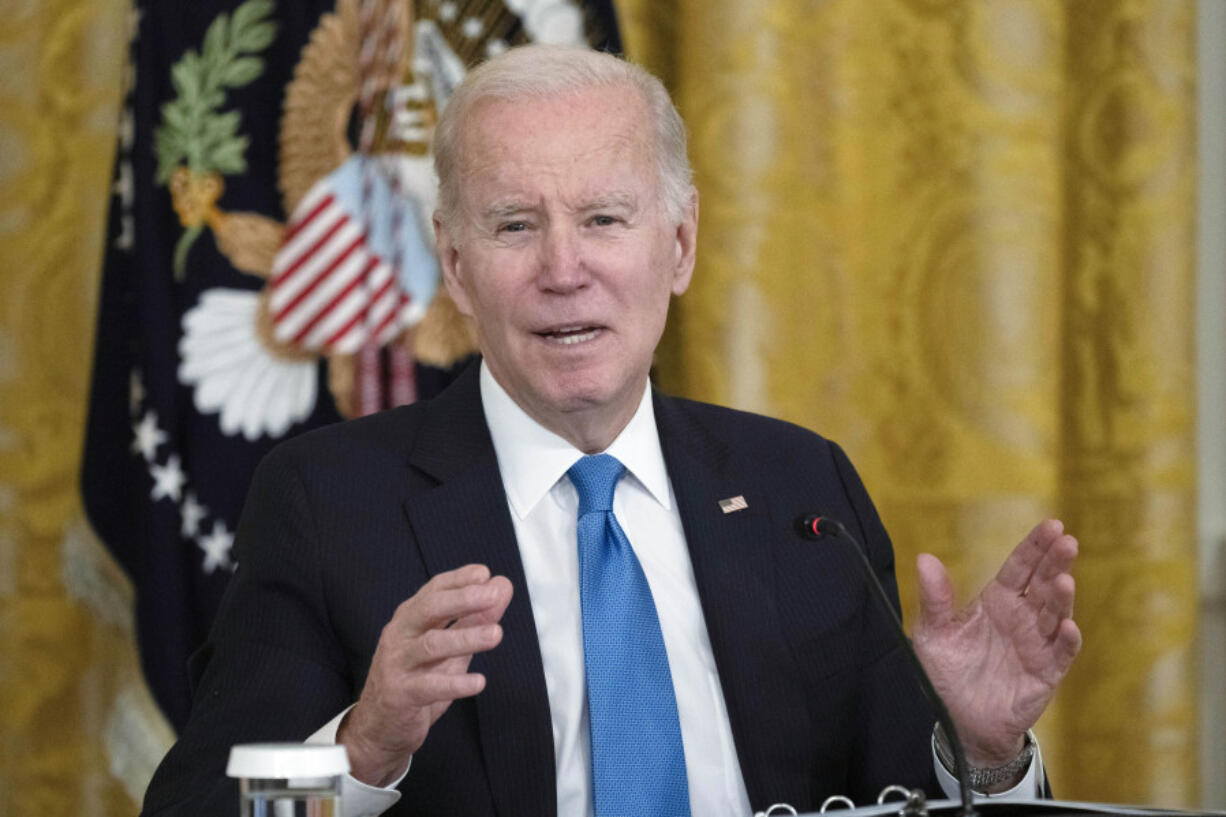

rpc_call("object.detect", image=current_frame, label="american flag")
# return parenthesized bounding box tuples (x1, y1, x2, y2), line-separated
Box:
(269, 157, 428, 354)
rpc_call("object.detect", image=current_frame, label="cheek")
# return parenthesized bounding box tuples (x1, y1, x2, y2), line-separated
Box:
(472, 286, 528, 342)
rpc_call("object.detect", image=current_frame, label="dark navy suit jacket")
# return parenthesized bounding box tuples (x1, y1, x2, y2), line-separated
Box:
(141, 361, 940, 816)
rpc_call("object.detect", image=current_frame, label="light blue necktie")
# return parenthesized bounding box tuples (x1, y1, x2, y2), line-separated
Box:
(568, 454, 690, 817)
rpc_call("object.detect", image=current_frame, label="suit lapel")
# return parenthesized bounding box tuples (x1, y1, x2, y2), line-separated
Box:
(402, 365, 556, 817)
(654, 392, 815, 808)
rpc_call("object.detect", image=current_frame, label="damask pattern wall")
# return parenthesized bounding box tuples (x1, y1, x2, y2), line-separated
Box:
(0, 0, 1203, 814)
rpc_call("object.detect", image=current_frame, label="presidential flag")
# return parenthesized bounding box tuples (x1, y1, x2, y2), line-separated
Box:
(82, 0, 620, 730)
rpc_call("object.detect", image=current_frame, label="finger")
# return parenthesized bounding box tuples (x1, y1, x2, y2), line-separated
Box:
(915, 553, 956, 631)
(1053, 618, 1082, 669)
(995, 519, 1064, 593)
(1032, 534, 1078, 586)
(412, 623, 504, 666)
(1036, 571, 1074, 623)
(445, 576, 513, 626)
(464, 575, 512, 625)
(425, 563, 492, 591)
(403, 579, 510, 632)
(1024, 536, 1076, 621)
(403, 669, 487, 708)
(1030, 571, 1073, 639)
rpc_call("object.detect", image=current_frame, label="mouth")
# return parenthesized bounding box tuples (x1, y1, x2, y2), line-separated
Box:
(535, 325, 604, 346)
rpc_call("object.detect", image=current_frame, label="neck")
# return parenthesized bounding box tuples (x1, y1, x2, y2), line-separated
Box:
(534, 397, 641, 455)
(483, 364, 648, 455)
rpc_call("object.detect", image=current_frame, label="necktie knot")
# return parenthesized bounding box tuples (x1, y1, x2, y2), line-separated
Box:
(567, 454, 625, 515)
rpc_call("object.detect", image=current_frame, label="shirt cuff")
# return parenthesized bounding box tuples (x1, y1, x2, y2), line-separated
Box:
(307, 705, 410, 817)
(932, 729, 1044, 801)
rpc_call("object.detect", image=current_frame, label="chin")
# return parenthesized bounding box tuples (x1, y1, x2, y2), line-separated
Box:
(537, 370, 624, 413)
(542, 382, 615, 413)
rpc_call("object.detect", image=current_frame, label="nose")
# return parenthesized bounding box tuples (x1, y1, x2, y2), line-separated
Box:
(537, 225, 587, 293)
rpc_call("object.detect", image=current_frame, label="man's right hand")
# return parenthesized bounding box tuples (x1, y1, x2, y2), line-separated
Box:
(338, 564, 513, 786)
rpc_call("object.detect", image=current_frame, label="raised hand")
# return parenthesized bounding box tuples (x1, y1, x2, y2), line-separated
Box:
(338, 564, 513, 786)
(912, 519, 1082, 771)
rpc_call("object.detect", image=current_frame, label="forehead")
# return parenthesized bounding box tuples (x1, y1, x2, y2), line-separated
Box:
(456, 85, 656, 200)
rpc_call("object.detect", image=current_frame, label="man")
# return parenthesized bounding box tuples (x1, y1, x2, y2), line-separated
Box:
(141, 45, 1081, 817)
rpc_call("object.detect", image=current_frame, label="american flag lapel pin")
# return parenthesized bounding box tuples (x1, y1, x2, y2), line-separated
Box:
(718, 495, 748, 514)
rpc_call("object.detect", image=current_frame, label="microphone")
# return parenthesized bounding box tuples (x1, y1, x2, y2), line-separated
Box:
(795, 513, 977, 817)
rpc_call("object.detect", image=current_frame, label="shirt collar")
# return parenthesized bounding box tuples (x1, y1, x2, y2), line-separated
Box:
(480, 360, 673, 519)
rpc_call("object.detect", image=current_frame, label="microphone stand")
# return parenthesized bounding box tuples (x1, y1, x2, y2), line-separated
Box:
(796, 514, 977, 817)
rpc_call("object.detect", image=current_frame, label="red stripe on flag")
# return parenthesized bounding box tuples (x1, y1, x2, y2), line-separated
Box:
(281, 194, 335, 246)
(272, 212, 349, 286)
(325, 273, 397, 349)
(370, 288, 407, 342)
(273, 234, 365, 324)
(291, 255, 380, 346)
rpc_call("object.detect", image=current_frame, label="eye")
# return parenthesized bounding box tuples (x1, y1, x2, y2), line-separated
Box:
(589, 214, 620, 227)
(498, 221, 529, 234)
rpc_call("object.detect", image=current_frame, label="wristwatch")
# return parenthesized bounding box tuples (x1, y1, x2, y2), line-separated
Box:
(933, 724, 1035, 791)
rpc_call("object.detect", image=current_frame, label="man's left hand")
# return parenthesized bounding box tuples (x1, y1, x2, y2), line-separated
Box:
(912, 518, 1082, 771)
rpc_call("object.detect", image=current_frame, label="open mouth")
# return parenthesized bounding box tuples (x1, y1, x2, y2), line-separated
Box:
(537, 326, 603, 345)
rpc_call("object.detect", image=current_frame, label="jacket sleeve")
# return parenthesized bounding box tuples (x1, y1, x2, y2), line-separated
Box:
(140, 445, 355, 816)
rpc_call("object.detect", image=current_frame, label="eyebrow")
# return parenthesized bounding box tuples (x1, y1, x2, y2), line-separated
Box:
(481, 200, 536, 221)
(478, 192, 640, 222)
(579, 192, 638, 213)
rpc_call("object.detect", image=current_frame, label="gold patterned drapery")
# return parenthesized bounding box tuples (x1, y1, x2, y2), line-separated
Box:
(0, 0, 174, 815)
(0, 0, 1201, 813)
(623, 0, 1199, 806)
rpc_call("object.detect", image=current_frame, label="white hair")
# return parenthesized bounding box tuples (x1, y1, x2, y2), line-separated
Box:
(433, 44, 693, 227)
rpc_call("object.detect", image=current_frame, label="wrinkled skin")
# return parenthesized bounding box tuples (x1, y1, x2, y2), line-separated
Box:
(913, 518, 1082, 790)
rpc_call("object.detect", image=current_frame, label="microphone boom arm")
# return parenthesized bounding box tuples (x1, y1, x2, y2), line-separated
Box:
(795, 514, 977, 817)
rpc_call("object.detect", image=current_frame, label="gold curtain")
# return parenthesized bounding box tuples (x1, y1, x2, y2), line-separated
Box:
(0, 0, 171, 814)
(623, 0, 1198, 806)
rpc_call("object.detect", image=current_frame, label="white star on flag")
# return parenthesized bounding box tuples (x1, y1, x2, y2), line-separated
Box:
(150, 454, 186, 502)
(181, 492, 207, 538)
(131, 409, 166, 461)
(197, 520, 234, 574)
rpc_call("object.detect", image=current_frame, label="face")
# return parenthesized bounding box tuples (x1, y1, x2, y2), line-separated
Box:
(435, 83, 697, 444)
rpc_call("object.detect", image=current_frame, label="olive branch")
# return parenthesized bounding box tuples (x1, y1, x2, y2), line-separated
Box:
(154, 0, 278, 278)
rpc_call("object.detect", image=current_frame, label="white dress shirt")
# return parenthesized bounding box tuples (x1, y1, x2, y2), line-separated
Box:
(479, 363, 753, 817)
(311, 361, 1043, 815)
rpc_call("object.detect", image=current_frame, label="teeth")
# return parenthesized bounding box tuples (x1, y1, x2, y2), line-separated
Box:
(545, 328, 599, 345)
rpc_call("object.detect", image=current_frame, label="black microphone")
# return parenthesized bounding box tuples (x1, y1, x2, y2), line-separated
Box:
(795, 513, 977, 817)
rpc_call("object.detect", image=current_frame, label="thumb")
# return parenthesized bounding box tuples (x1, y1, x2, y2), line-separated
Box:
(915, 552, 956, 631)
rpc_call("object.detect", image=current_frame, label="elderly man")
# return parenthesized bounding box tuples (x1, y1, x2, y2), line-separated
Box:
(141, 45, 1080, 817)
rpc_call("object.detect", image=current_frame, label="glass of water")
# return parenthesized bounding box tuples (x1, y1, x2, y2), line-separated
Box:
(227, 743, 350, 817)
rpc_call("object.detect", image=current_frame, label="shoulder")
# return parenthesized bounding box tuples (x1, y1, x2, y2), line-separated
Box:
(261, 401, 428, 475)
(259, 360, 485, 479)
(653, 390, 841, 465)
(241, 396, 458, 529)
(652, 390, 874, 509)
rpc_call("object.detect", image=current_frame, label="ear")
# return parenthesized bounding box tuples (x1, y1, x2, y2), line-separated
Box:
(434, 212, 475, 317)
(670, 189, 698, 296)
